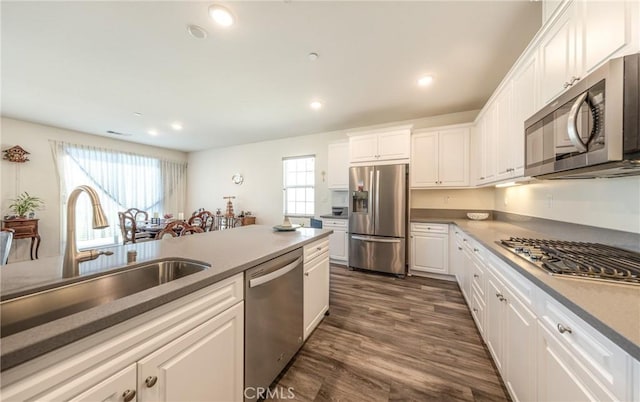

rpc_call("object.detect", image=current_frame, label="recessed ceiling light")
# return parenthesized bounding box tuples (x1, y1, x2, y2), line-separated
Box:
(133, 112, 142, 117)
(209, 4, 235, 27)
(308, 52, 319, 61)
(148, 129, 158, 136)
(171, 122, 183, 131)
(418, 75, 434, 87)
(187, 24, 208, 39)
(310, 101, 323, 110)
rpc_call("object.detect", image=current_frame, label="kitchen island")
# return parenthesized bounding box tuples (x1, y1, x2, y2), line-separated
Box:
(0, 225, 331, 378)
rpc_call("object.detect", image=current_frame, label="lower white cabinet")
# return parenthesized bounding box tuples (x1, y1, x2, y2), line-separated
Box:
(409, 223, 449, 275)
(450, 224, 635, 402)
(137, 302, 244, 402)
(69, 364, 137, 402)
(303, 238, 330, 340)
(1, 274, 245, 402)
(322, 219, 348, 263)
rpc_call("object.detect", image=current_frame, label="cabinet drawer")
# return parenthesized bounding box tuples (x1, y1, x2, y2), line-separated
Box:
(471, 290, 485, 335)
(487, 253, 535, 306)
(469, 257, 485, 297)
(410, 222, 449, 234)
(322, 219, 347, 228)
(538, 292, 630, 399)
(304, 238, 330, 262)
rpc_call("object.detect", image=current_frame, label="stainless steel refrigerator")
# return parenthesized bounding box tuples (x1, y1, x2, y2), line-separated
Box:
(348, 164, 407, 275)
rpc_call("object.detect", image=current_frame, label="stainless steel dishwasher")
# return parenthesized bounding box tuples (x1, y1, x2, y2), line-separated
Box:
(244, 248, 303, 402)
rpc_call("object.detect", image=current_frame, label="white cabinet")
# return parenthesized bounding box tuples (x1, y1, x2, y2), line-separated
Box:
(539, 1, 580, 104)
(327, 142, 349, 190)
(450, 224, 636, 402)
(409, 223, 449, 275)
(303, 238, 330, 340)
(509, 55, 538, 177)
(322, 218, 348, 263)
(137, 303, 244, 402)
(1, 274, 245, 402)
(410, 127, 470, 188)
(68, 364, 137, 402)
(495, 88, 513, 182)
(348, 126, 411, 164)
(539, 0, 639, 105)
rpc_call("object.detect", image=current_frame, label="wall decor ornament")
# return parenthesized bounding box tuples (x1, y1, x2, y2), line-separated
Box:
(3, 145, 30, 163)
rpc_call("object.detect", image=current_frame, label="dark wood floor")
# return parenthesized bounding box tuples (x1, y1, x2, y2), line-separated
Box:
(266, 265, 510, 402)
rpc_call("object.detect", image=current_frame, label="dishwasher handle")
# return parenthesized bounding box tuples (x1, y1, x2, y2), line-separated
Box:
(249, 257, 302, 288)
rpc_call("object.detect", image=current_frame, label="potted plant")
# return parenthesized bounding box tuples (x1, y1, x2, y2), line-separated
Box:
(9, 192, 44, 218)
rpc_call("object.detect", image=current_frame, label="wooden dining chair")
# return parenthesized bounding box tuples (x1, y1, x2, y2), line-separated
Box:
(123, 208, 148, 222)
(157, 221, 204, 239)
(118, 212, 154, 244)
(188, 210, 215, 232)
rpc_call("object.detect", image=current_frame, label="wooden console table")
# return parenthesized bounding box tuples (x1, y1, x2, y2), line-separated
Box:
(1, 218, 40, 260)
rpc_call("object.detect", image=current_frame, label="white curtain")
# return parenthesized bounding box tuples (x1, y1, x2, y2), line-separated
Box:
(50, 141, 187, 249)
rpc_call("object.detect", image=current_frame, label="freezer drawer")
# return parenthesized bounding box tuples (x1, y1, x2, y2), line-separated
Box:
(349, 235, 405, 275)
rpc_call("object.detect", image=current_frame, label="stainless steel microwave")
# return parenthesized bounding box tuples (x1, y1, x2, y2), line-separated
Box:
(524, 53, 640, 179)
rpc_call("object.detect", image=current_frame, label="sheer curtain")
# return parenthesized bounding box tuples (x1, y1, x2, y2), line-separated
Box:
(50, 141, 187, 249)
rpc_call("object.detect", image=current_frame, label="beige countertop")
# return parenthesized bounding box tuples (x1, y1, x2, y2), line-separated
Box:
(0, 225, 331, 371)
(411, 217, 640, 360)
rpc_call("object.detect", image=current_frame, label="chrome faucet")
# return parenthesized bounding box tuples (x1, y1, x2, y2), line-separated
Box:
(63, 185, 113, 277)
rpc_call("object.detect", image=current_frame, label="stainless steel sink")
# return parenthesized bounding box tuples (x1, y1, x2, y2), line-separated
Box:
(1, 259, 209, 337)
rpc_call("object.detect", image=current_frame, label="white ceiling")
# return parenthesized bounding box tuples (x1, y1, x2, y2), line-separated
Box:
(1, 1, 541, 152)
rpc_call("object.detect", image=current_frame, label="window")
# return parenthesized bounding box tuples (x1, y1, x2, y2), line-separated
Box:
(283, 155, 315, 217)
(52, 141, 187, 249)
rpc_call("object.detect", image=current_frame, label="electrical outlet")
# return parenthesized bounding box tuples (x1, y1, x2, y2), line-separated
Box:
(546, 193, 553, 208)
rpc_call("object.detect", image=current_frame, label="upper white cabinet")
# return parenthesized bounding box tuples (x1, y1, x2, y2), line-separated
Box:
(539, 1, 580, 104)
(327, 142, 349, 190)
(539, 0, 639, 105)
(509, 55, 538, 176)
(410, 127, 470, 188)
(348, 126, 411, 165)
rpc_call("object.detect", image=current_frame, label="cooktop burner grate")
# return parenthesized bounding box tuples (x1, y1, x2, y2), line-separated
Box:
(499, 237, 640, 285)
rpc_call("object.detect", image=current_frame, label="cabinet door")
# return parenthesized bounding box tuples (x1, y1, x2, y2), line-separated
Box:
(137, 302, 244, 402)
(471, 119, 485, 184)
(485, 274, 504, 373)
(496, 86, 514, 182)
(349, 134, 378, 163)
(537, 323, 610, 402)
(304, 253, 330, 340)
(438, 128, 469, 186)
(410, 131, 439, 187)
(328, 142, 349, 189)
(511, 55, 537, 176)
(482, 103, 498, 183)
(582, 1, 633, 74)
(504, 288, 537, 402)
(377, 130, 411, 161)
(410, 233, 448, 274)
(68, 364, 137, 402)
(539, 2, 579, 104)
(327, 226, 347, 262)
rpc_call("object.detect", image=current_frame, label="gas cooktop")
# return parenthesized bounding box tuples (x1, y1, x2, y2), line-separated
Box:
(499, 237, 640, 285)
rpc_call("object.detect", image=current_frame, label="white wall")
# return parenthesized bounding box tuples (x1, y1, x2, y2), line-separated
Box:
(411, 187, 495, 210)
(0, 117, 187, 261)
(188, 110, 480, 226)
(495, 177, 640, 233)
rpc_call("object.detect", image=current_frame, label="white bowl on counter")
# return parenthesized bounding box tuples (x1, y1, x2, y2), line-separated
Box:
(467, 212, 489, 220)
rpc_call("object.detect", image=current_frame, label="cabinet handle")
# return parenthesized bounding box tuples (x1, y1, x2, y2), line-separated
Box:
(495, 292, 505, 301)
(569, 75, 580, 85)
(463, 239, 467, 242)
(472, 308, 478, 313)
(316, 246, 322, 251)
(122, 390, 137, 402)
(563, 81, 571, 89)
(480, 176, 485, 180)
(145, 376, 158, 388)
(473, 274, 479, 279)
(458, 246, 463, 251)
(473, 248, 479, 252)
(304, 272, 310, 276)
(557, 323, 573, 334)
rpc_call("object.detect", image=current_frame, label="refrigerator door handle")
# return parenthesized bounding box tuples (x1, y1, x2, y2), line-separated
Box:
(369, 169, 375, 220)
(351, 235, 402, 243)
(374, 169, 380, 230)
